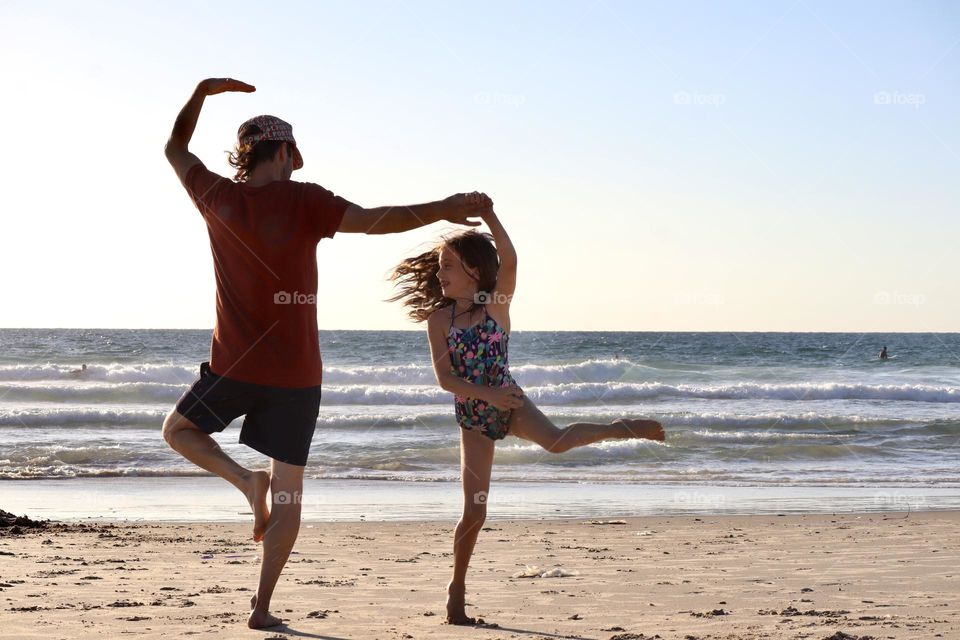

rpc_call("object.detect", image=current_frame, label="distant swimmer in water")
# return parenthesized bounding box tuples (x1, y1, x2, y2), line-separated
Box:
(879, 346, 889, 360)
(69, 364, 88, 375)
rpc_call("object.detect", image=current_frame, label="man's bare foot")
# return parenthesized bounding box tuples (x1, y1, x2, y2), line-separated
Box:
(613, 418, 665, 442)
(445, 581, 476, 625)
(248, 594, 283, 629)
(242, 470, 271, 542)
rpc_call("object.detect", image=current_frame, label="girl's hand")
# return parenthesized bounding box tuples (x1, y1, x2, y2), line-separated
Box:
(484, 385, 524, 410)
(441, 192, 489, 227)
(465, 191, 493, 210)
(464, 191, 495, 220)
(466, 191, 497, 222)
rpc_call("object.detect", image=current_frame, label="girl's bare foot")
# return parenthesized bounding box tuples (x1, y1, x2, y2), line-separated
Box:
(445, 581, 477, 625)
(242, 470, 271, 542)
(248, 594, 283, 629)
(613, 418, 665, 441)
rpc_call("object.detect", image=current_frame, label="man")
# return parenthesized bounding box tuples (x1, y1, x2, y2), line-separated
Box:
(161, 77, 492, 630)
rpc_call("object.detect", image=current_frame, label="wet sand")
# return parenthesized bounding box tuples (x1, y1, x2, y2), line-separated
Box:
(2, 510, 958, 639)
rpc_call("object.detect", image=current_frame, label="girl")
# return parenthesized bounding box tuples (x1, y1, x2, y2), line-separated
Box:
(389, 198, 665, 625)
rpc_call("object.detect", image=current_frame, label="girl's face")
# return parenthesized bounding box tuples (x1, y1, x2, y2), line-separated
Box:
(438, 245, 479, 300)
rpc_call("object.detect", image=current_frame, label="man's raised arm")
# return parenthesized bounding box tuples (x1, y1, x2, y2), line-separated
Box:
(164, 77, 255, 184)
(338, 192, 493, 234)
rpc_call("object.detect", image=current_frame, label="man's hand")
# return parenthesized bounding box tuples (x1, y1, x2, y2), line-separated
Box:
(442, 191, 493, 227)
(197, 77, 256, 96)
(166, 78, 255, 185)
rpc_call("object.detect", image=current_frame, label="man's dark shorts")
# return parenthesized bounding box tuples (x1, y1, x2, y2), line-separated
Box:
(174, 361, 321, 467)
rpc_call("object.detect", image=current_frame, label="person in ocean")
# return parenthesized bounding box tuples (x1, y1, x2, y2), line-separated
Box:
(879, 346, 889, 360)
(389, 198, 666, 625)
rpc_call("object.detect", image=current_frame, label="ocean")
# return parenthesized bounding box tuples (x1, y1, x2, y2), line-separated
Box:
(1, 329, 958, 520)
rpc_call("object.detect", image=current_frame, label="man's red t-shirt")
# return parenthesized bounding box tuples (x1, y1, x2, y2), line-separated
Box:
(182, 163, 353, 388)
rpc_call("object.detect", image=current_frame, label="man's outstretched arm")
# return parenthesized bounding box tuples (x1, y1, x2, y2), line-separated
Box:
(164, 77, 255, 184)
(338, 192, 493, 234)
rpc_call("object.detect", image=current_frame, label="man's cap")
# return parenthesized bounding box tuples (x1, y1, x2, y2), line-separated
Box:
(237, 115, 304, 170)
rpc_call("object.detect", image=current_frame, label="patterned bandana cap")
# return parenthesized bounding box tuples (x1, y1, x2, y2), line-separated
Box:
(236, 114, 304, 170)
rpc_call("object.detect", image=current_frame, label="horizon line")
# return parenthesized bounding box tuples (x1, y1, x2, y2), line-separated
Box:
(2, 327, 957, 335)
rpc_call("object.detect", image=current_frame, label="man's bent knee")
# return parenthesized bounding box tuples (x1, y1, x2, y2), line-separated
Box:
(161, 410, 202, 447)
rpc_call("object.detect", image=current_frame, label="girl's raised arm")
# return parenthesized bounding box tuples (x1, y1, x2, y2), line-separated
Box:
(483, 210, 517, 305)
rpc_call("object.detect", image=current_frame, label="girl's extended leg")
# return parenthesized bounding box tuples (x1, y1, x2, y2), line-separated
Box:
(447, 426, 496, 625)
(507, 396, 664, 452)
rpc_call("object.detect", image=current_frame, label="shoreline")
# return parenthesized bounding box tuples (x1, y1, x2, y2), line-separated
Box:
(5, 327, 957, 333)
(3, 476, 957, 523)
(2, 510, 957, 639)
(6, 508, 960, 526)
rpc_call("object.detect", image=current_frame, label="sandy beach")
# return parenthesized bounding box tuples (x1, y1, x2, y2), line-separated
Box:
(2, 509, 958, 639)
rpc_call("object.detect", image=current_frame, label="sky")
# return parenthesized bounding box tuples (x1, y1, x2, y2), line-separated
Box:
(1, 0, 958, 331)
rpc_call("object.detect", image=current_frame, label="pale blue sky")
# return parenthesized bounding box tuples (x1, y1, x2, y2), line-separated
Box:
(2, 0, 957, 331)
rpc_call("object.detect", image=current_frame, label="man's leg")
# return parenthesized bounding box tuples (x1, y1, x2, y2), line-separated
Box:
(248, 458, 304, 630)
(161, 410, 271, 541)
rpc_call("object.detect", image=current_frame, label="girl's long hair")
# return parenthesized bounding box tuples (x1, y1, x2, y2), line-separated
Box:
(388, 230, 500, 323)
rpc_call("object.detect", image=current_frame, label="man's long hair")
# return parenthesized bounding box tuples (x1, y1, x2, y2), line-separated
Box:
(388, 230, 500, 323)
(226, 123, 290, 183)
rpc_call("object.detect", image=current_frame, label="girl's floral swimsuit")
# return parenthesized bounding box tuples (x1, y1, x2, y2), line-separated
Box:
(447, 304, 516, 440)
